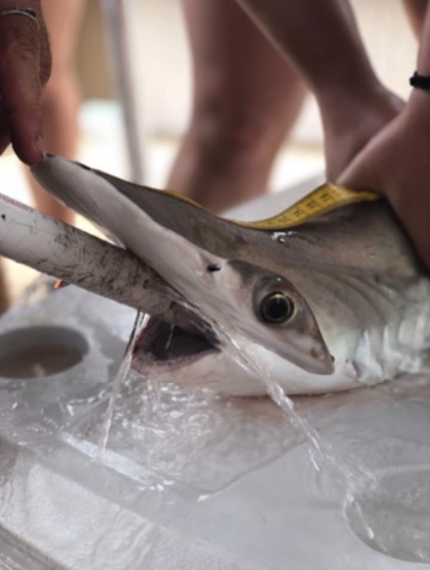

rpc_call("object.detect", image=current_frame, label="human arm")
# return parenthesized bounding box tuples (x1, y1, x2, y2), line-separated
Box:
(338, 2, 430, 270)
(0, 0, 51, 164)
(235, 0, 403, 179)
(402, 0, 428, 37)
(235, 0, 430, 271)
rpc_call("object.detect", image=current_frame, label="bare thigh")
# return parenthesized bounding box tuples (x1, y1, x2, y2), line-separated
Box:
(29, 0, 86, 223)
(42, 0, 87, 70)
(182, 0, 306, 149)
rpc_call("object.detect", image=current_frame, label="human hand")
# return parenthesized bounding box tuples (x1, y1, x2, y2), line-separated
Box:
(338, 93, 430, 271)
(0, 1, 51, 165)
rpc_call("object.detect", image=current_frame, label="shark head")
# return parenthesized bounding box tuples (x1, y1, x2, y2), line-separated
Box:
(130, 257, 335, 396)
(32, 155, 335, 395)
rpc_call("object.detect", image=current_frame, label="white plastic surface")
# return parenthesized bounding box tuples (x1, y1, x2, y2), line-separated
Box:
(0, 183, 429, 569)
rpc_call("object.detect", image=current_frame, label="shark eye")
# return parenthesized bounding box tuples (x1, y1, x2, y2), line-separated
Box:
(260, 292, 295, 324)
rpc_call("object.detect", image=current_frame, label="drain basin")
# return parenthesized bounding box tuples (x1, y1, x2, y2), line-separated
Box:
(0, 326, 89, 379)
(346, 466, 430, 564)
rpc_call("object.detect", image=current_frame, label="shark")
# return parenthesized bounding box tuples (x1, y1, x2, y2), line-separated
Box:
(30, 155, 430, 396)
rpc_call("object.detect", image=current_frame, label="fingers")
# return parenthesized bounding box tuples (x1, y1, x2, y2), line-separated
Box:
(337, 118, 430, 273)
(0, 6, 51, 165)
(341, 164, 430, 272)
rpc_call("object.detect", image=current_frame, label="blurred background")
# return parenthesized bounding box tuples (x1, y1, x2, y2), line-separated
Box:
(0, 0, 418, 301)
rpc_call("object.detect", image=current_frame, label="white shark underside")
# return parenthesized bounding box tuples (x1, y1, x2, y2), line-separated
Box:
(32, 156, 430, 396)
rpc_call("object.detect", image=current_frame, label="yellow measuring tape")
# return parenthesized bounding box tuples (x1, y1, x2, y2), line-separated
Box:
(162, 183, 380, 232)
(232, 183, 380, 231)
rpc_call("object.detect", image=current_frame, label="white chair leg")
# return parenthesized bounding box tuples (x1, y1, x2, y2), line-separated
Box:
(99, 0, 145, 183)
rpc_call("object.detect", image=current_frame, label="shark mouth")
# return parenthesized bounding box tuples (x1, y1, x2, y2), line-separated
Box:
(130, 314, 268, 397)
(132, 316, 220, 373)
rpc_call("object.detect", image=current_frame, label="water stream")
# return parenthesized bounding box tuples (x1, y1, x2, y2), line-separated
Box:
(216, 328, 430, 563)
(97, 308, 380, 526)
(97, 311, 146, 455)
(10, 276, 430, 563)
(94, 308, 430, 563)
(217, 328, 379, 496)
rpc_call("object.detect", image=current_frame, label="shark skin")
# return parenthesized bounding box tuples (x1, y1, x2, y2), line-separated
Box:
(31, 155, 430, 396)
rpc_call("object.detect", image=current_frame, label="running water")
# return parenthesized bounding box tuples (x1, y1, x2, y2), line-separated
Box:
(213, 324, 388, 546)
(95, 302, 427, 558)
(229, 342, 396, 553)
(99, 307, 381, 515)
(346, 466, 430, 563)
(217, 326, 377, 493)
(97, 311, 146, 455)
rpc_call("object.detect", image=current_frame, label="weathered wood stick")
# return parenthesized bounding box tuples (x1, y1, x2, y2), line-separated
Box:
(0, 193, 190, 326)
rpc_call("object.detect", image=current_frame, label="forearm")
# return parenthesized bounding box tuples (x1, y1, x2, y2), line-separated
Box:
(405, 1, 430, 125)
(235, 0, 378, 106)
(402, 0, 429, 37)
(236, 0, 402, 179)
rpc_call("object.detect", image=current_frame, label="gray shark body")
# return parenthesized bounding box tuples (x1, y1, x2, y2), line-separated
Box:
(32, 156, 430, 396)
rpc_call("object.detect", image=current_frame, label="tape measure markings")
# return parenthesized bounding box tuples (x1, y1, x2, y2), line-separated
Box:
(231, 184, 380, 231)
(158, 183, 380, 232)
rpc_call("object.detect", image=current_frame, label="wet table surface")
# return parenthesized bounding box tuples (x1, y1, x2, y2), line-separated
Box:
(0, 283, 428, 570)
(0, 180, 429, 569)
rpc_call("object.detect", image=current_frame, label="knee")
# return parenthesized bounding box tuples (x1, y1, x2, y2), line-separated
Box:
(189, 93, 288, 164)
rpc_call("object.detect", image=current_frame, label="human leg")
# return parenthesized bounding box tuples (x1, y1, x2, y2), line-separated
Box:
(27, 0, 86, 223)
(168, 0, 306, 212)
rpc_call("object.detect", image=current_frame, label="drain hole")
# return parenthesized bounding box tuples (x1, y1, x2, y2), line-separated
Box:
(0, 326, 89, 379)
(345, 466, 430, 563)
